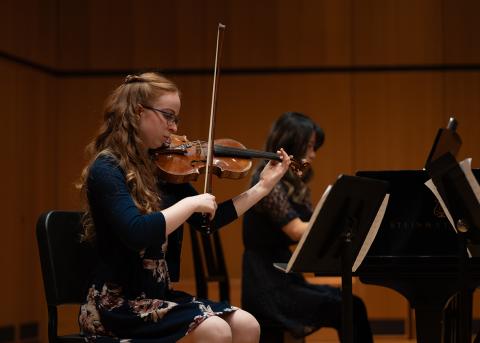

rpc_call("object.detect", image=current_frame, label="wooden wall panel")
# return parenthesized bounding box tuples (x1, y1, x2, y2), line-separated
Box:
(274, 0, 351, 67)
(0, 0, 57, 66)
(0, 59, 21, 329)
(6, 0, 480, 71)
(226, 0, 280, 68)
(16, 70, 57, 342)
(353, 0, 443, 65)
(443, 0, 480, 64)
(444, 72, 480, 165)
(58, 0, 221, 70)
(57, 0, 92, 70)
(172, 0, 228, 69)
(54, 0, 480, 71)
(0, 59, 57, 340)
(133, 0, 203, 69)
(353, 72, 444, 171)
(58, 0, 352, 70)
(88, 0, 135, 70)
(55, 77, 122, 209)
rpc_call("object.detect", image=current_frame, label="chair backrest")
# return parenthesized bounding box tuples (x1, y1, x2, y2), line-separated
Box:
(189, 225, 230, 302)
(36, 211, 98, 306)
(36, 212, 164, 343)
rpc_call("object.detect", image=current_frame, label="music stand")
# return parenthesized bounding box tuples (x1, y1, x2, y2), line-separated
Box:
(275, 174, 389, 343)
(425, 117, 480, 245)
(425, 117, 480, 343)
(425, 117, 462, 171)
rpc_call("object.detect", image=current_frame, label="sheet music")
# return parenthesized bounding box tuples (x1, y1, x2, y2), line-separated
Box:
(459, 158, 480, 204)
(285, 184, 332, 273)
(352, 194, 390, 272)
(424, 157, 480, 233)
(425, 157, 480, 258)
(424, 179, 457, 232)
(457, 158, 478, 258)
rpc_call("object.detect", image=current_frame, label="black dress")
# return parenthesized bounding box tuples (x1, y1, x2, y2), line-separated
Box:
(241, 170, 373, 342)
(79, 155, 238, 343)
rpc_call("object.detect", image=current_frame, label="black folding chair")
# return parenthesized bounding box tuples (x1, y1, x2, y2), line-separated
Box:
(189, 225, 230, 302)
(36, 211, 97, 343)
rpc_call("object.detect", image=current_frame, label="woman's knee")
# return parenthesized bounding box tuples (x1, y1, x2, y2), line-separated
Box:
(191, 316, 232, 342)
(224, 310, 260, 341)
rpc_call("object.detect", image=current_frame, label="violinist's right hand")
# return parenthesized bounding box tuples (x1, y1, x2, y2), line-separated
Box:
(162, 193, 217, 236)
(187, 193, 217, 219)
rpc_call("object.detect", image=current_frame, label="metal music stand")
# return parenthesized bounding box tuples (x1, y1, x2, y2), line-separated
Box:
(274, 175, 389, 343)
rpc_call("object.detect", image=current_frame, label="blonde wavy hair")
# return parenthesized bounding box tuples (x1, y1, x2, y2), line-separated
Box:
(78, 72, 180, 242)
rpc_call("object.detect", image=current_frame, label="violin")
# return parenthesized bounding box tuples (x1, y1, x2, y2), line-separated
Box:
(150, 134, 309, 184)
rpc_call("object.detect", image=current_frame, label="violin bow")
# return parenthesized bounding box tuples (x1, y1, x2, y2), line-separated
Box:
(202, 23, 226, 234)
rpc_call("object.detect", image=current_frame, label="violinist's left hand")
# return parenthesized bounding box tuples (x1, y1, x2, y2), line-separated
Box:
(258, 148, 291, 192)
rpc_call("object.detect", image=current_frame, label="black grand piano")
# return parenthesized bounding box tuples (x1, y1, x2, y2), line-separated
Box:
(354, 118, 480, 343)
(356, 169, 480, 343)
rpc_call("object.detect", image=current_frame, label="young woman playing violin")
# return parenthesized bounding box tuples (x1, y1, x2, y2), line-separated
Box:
(77, 72, 291, 343)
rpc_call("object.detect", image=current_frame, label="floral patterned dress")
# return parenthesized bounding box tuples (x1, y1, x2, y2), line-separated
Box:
(79, 155, 238, 342)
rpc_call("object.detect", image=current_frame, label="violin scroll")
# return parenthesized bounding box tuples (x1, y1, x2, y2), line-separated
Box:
(289, 158, 310, 177)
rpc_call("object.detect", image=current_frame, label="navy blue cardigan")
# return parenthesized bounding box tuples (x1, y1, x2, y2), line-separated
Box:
(87, 155, 237, 283)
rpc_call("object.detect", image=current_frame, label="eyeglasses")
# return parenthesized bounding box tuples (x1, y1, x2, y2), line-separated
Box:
(142, 104, 180, 126)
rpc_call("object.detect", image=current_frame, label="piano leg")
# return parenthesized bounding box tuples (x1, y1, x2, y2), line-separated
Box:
(443, 296, 457, 343)
(458, 289, 473, 343)
(414, 289, 474, 343)
(455, 289, 473, 343)
(414, 306, 443, 343)
(359, 276, 465, 343)
(443, 290, 474, 343)
(410, 290, 474, 343)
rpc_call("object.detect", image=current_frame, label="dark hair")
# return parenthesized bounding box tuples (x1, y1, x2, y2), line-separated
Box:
(265, 111, 324, 161)
(262, 111, 324, 204)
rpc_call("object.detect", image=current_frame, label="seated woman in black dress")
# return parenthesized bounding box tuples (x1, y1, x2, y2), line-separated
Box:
(242, 112, 374, 342)
(76, 72, 292, 343)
